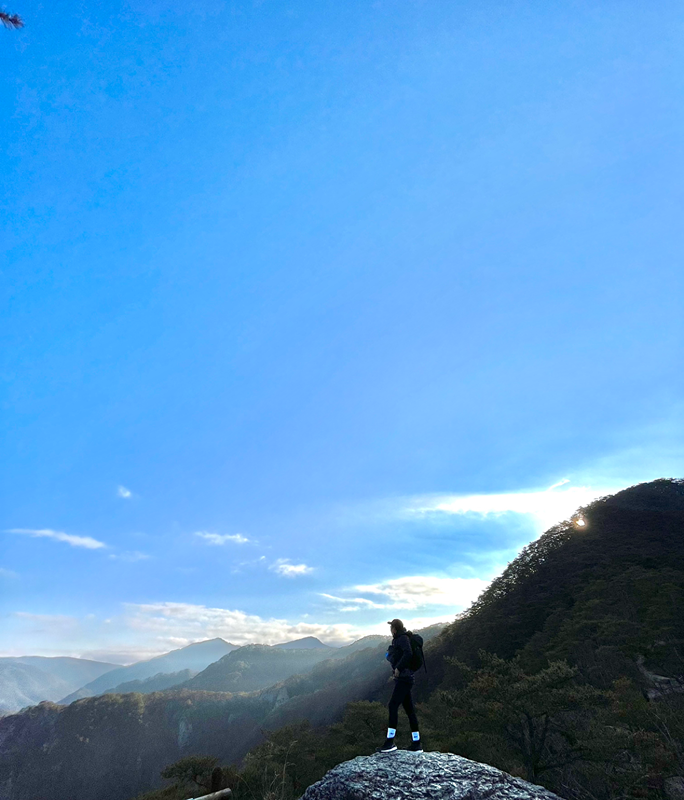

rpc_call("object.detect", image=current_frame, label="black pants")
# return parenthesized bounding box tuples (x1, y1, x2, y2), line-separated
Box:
(388, 680, 419, 732)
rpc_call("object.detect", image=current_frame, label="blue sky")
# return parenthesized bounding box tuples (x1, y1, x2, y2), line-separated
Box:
(1, 0, 682, 663)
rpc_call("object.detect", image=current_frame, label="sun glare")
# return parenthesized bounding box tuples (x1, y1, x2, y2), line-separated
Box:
(576, 518, 586, 527)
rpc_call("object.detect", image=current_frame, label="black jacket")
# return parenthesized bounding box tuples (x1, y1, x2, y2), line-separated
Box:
(386, 632, 414, 682)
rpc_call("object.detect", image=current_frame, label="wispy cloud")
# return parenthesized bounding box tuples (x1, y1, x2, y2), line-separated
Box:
(403, 480, 621, 530)
(230, 555, 267, 574)
(319, 593, 386, 612)
(270, 558, 314, 577)
(7, 528, 107, 550)
(0, 567, 19, 579)
(322, 575, 490, 613)
(195, 531, 251, 545)
(108, 551, 150, 562)
(12, 611, 81, 632)
(354, 576, 490, 609)
(117, 486, 132, 499)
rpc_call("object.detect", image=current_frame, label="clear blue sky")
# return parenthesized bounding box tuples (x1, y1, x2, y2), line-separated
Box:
(1, 0, 682, 663)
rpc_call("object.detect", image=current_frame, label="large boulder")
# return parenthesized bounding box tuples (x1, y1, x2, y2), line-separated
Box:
(298, 751, 564, 800)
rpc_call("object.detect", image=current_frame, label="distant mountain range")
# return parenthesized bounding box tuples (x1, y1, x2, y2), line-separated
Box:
(58, 637, 240, 705)
(0, 635, 383, 714)
(0, 624, 443, 800)
(178, 635, 390, 694)
(0, 657, 117, 715)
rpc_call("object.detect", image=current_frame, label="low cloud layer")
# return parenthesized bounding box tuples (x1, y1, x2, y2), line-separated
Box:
(122, 601, 363, 651)
(2, 596, 453, 663)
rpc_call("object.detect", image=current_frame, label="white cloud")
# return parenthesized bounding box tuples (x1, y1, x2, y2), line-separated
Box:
(7, 528, 107, 550)
(404, 480, 622, 530)
(117, 486, 132, 499)
(108, 551, 151, 562)
(352, 576, 489, 610)
(321, 576, 490, 614)
(195, 531, 250, 545)
(320, 593, 386, 611)
(123, 601, 360, 648)
(3, 599, 452, 663)
(270, 558, 314, 577)
(547, 478, 570, 490)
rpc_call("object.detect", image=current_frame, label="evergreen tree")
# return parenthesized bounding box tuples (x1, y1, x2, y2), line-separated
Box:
(436, 651, 610, 782)
(160, 755, 220, 794)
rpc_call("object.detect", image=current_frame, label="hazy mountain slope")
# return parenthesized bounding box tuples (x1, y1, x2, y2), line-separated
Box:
(0, 657, 118, 714)
(273, 637, 331, 650)
(179, 644, 336, 693)
(0, 663, 72, 715)
(179, 632, 412, 695)
(332, 635, 388, 656)
(59, 638, 238, 703)
(258, 624, 445, 731)
(105, 670, 197, 696)
(0, 626, 442, 800)
(8, 657, 117, 689)
(417, 478, 684, 696)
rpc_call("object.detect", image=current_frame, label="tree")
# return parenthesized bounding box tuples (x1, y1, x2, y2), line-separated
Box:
(1, 10, 24, 28)
(160, 755, 220, 794)
(438, 651, 610, 782)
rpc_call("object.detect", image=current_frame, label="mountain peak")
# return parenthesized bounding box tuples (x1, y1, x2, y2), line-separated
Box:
(274, 636, 331, 650)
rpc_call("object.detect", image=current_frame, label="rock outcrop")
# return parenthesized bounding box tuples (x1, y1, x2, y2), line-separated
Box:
(298, 751, 564, 800)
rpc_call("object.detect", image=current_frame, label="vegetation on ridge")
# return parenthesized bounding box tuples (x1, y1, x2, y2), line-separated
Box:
(2, 480, 683, 800)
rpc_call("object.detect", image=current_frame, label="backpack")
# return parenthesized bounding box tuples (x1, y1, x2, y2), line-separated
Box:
(406, 631, 427, 673)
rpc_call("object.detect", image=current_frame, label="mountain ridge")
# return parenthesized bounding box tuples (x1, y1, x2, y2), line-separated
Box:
(59, 638, 239, 704)
(2, 480, 682, 800)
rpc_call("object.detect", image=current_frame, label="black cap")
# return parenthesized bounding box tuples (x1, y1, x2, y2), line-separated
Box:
(387, 618, 405, 631)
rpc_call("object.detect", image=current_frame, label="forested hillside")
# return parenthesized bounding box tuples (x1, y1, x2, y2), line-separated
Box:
(179, 645, 339, 693)
(2, 480, 682, 800)
(0, 629, 441, 800)
(59, 638, 238, 704)
(138, 479, 684, 800)
(418, 477, 684, 694)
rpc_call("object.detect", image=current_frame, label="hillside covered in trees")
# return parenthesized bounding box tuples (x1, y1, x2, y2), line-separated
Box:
(1, 480, 682, 800)
(141, 479, 684, 800)
(0, 627, 442, 800)
(421, 478, 684, 692)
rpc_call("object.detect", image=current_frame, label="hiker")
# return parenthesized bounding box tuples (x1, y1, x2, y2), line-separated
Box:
(377, 618, 422, 753)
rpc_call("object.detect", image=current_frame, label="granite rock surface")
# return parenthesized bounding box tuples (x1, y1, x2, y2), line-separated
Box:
(298, 751, 565, 800)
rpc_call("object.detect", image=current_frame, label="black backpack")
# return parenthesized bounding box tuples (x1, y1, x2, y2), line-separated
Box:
(406, 631, 427, 673)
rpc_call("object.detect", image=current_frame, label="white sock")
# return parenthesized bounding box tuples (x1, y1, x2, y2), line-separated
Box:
(412, 731, 420, 741)
(387, 728, 396, 739)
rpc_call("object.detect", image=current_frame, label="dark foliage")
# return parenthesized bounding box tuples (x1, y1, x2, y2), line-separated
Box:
(1, 10, 23, 29)
(421, 478, 684, 692)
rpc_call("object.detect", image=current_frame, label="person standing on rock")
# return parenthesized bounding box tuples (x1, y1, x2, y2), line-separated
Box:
(377, 618, 422, 753)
